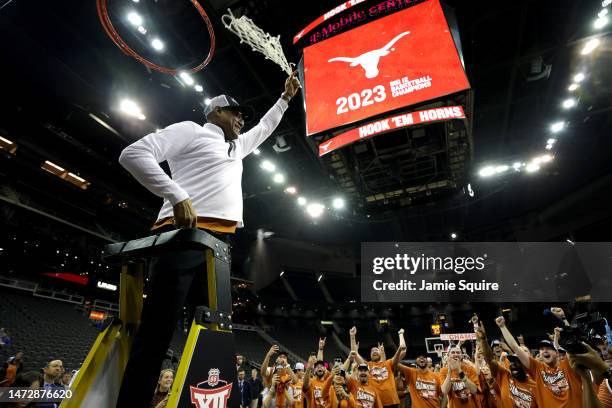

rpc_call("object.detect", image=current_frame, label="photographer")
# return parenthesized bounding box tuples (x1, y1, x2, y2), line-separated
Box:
(261, 346, 295, 408)
(329, 365, 356, 407)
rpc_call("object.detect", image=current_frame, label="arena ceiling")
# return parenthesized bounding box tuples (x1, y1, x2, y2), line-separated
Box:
(0, 0, 611, 254)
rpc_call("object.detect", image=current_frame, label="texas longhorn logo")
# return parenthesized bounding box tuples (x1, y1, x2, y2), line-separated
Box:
(190, 368, 233, 408)
(328, 31, 410, 79)
(320, 140, 334, 153)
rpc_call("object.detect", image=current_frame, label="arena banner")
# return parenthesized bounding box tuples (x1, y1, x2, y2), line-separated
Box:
(318, 105, 465, 156)
(440, 333, 477, 341)
(303, 0, 470, 135)
(361, 242, 612, 302)
(293, 0, 368, 44)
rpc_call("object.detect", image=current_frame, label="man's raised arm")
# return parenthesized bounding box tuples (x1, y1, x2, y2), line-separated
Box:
(239, 71, 301, 157)
(392, 329, 407, 370)
(495, 316, 530, 369)
(349, 326, 365, 364)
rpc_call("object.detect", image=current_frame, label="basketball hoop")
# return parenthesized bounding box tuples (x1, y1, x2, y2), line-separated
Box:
(221, 9, 292, 75)
(96, 0, 215, 75)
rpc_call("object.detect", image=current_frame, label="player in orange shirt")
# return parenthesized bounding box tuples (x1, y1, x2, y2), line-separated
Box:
(476, 321, 538, 408)
(349, 326, 404, 407)
(495, 314, 582, 408)
(304, 355, 334, 408)
(598, 378, 612, 408)
(328, 365, 358, 408)
(290, 362, 306, 408)
(347, 362, 383, 408)
(394, 329, 442, 408)
(440, 346, 480, 408)
(261, 345, 296, 407)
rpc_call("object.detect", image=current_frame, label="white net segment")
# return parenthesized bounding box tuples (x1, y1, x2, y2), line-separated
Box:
(221, 9, 292, 75)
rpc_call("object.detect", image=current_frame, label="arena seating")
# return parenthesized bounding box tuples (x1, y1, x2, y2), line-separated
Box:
(0, 288, 99, 372)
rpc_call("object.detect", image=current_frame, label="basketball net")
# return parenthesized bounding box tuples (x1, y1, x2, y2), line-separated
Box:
(221, 9, 292, 75)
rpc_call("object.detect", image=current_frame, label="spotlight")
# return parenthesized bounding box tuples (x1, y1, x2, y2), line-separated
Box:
(273, 173, 285, 184)
(127, 12, 143, 26)
(120, 99, 145, 120)
(547, 138, 557, 145)
(194, 84, 203, 92)
(297, 197, 307, 206)
(205, 98, 212, 105)
(137, 26, 147, 34)
(573, 73, 585, 83)
(332, 197, 345, 209)
(179, 72, 194, 86)
(568, 84, 579, 92)
(550, 122, 565, 133)
(525, 163, 540, 173)
(260, 160, 276, 172)
(253, 148, 261, 155)
(151, 38, 164, 51)
(306, 203, 325, 218)
(284, 186, 297, 194)
(540, 154, 554, 163)
(581, 39, 600, 55)
(594, 15, 609, 29)
(450, 233, 457, 240)
(599, 9, 609, 18)
(478, 166, 496, 178)
(604, 0, 612, 7)
(545, 144, 553, 151)
(512, 162, 523, 170)
(495, 165, 509, 173)
(562, 98, 576, 109)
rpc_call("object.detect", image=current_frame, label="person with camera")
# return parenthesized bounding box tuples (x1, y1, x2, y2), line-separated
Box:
(261, 345, 295, 408)
(495, 314, 582, 407)
(262, 372, 294, 408)
(328, 365, 357, 407)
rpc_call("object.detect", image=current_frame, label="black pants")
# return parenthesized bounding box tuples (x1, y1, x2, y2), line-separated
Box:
(116, 228, 229, 408)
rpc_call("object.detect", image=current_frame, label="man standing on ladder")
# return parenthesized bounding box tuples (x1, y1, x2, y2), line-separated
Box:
(116, 71, 301, 408)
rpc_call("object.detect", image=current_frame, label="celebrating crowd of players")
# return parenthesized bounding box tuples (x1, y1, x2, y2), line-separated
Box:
(254, 307, 612, 408)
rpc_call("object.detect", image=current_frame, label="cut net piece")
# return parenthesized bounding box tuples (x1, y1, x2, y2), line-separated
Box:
(222, 9, 292, 75)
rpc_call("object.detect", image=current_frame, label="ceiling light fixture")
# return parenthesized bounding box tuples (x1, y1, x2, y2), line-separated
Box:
(332, 197, 345, 209)
(151, 38, 164, 51)
(273, 173, 285, 184)
(127, 12, 143, 26)
(306, 203, 325, 218)
(562, 98, 577, 109)
(573, 73, 585, 83)
(260, 160, 276, 172)
(179, 72, 194, 86)
(550, 122, 565, 133)
(478, 166, 496, 178)
(581, 39, 600, 55)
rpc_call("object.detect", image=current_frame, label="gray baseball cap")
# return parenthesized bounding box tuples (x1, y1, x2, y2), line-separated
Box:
(204, 95, 253, 121)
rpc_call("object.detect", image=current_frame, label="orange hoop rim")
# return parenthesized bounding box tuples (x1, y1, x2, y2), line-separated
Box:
(96, 0, 215, 75)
